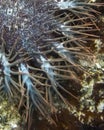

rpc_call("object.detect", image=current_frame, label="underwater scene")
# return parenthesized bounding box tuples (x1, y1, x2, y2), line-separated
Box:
(0, 0, 104, 130)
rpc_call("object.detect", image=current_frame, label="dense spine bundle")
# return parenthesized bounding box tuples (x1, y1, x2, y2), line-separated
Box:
(0, 0, 104, 129)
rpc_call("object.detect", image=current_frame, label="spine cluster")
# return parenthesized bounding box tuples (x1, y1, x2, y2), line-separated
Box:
(0, 0, 104, 128)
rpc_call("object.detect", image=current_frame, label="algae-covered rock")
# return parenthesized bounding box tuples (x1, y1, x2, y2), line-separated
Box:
(0, 99, 23, 130)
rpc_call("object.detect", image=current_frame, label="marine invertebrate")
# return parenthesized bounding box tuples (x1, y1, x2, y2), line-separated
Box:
(0, 0, 104, 129)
